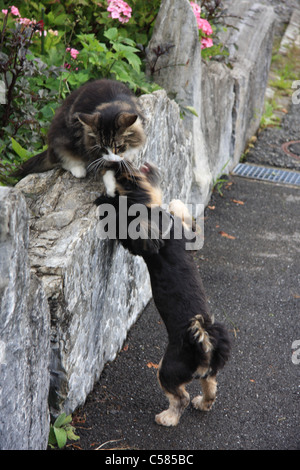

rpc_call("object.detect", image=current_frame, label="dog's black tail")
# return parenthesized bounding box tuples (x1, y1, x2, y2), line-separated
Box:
(11, 150, 55, 178)
(189, 315, 231, 373)
(208, 321, 231, 373)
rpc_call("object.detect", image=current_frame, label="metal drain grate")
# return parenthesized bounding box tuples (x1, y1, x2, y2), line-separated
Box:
(232, 163, 300, 187)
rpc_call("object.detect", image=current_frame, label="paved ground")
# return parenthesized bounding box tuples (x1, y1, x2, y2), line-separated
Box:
(247, 102, 300, 171)
(73, 176, 299, 451)
(72, 112, 300, 453)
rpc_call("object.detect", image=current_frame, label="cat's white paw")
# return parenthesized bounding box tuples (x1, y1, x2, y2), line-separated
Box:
(70, 166, 87, 178)
(103, 170, 116, 197)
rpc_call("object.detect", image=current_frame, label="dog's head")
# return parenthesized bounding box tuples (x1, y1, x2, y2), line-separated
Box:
(114, 161, 162, 208)
(95, 162, 168, 256)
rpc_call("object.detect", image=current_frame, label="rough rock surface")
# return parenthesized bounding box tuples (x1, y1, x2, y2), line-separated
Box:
(219, 1, 276, 166)
(0, 188, 50, 450)
(202, 1, 276, 177)
(146, 0, 212, 204)
(147, 0, 276, 180)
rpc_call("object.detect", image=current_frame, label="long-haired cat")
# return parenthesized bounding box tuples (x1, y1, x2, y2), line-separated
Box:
(13, 79, 146, 179)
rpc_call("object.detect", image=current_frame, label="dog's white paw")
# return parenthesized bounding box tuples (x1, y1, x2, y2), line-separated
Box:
(192, 395, 214, 411)
(155, 409, 180, 427)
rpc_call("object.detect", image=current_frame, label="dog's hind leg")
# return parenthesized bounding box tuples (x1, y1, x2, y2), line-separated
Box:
(192, 375, 217, 412)
(155, 361, 190, 427)
(155, 384, 190, 427)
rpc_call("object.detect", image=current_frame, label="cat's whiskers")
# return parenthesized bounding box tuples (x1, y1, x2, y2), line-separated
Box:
(88, 144, 105, 159)
(87, 159, 99, 172)
(87, 157, 106, 174)
(120, 159, 128, 175)
(121, 159, 138, 185)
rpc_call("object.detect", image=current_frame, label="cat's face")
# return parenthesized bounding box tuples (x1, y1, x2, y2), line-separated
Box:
(76, 110, 145, 163)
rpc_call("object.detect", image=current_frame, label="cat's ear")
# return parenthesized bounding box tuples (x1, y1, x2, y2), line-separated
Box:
(116, 112, 138, 129)
(76, 112, 100, 129)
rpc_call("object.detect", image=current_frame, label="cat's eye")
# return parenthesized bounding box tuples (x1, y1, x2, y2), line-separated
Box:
(116, 144, 126, 153)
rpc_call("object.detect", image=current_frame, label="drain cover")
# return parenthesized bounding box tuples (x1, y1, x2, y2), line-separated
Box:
(232, 163, 300, 187)
(281, 140, 300, 160)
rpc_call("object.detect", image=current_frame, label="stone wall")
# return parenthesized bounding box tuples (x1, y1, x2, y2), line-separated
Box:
(146, 0, 211, 204)
(0, 0, 276, 449)
(147, 0, 276, 186)
(0, 188, 50, 450)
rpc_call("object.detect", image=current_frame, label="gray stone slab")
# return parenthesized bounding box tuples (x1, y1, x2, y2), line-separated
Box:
(202, 2, 276, 177)
(0, 188, 50, 450)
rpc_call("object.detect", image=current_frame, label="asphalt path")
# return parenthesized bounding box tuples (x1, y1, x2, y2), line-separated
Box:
(73, 156, 300, 452)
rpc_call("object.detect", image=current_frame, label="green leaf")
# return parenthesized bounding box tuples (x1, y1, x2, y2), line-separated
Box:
(48, 426, 57, 446)
(184, 106, 199, 117)
(53, 13, 68, 26)
(104, 28, 119, 41)
(66, 426, 80, 441)
(67, 70, 90, 87)
(113, 43, 140, 54)
(120, 37, 137, 47)
(53, 427, 67, 449)
(53, 412, 66, 428)
(10, 138, 31, 159)
(54, 412, 72, 428)
(111, 63, 132, 83)
(123, 52, 141, 72)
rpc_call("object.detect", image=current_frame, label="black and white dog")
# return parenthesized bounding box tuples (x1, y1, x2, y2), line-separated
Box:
(95, 162, 231, 426)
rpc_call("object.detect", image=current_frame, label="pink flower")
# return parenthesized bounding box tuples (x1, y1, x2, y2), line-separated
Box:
(198, 18, 213, 36)
(201, 37, 213, 50)
(190, 1, 213, 37)
(19, 17, 35, 26)
(190, 1, 201, 27)
(11, 6, 20, 17)
(107, 0, 132, 23)
(190, 1, 201, 18)
(2, 6, 21, 16)
(66, 47, 79, 60)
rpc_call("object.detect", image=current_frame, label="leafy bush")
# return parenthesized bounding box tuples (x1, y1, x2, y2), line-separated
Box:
(0, 1, 161, 184)
(0, 1, 230, 185)
(0, 15, 63, 183)
(64, 27, 159, 94)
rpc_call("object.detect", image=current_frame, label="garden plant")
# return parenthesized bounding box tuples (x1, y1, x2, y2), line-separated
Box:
(0, 0, 225, 186)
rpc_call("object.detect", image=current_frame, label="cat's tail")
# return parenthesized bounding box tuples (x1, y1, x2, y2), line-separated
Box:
(11, 150, 56, 178)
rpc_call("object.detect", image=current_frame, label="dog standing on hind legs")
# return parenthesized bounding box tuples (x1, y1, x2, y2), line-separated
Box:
(95, 162, 231, 427)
